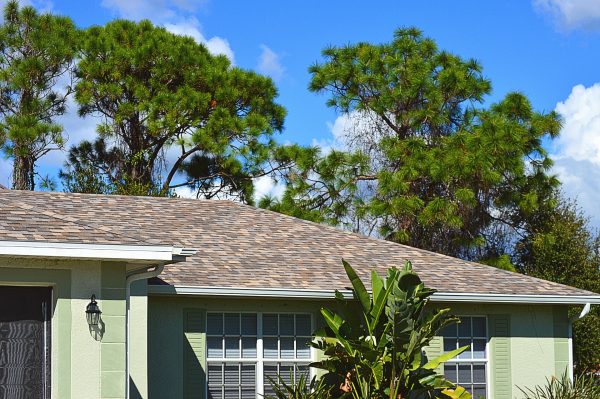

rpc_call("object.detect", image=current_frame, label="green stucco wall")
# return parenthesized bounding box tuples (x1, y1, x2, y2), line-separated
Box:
(147, 296, 571, 399)
(147, 296, 324, 399)
(130, 280, 149, 399)
(0, 257, 129, 399)
(432, 303, 570, 398)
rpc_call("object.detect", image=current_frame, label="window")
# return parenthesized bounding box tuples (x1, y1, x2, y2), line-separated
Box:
(442, 316, 488, 399)
(206, 312, 313, 399)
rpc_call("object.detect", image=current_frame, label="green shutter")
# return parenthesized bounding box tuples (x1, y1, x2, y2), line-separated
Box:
(183, 309, 206, 399)
(489, 314, 512, 399)
(425, 336, 444, 374)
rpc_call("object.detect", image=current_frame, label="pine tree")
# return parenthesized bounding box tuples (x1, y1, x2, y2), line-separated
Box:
(0, 1, 78, 190)
(62, 20, 285, 200)
(264, 28, 561, 261)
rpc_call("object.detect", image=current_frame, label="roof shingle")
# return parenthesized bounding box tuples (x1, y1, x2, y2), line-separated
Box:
(0, 189, 597, 297)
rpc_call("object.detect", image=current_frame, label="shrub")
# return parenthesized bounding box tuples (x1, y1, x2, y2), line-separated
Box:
(517, 373, 600, 399)
(266, 260, 472, 399)
(265, 372, 332, 399)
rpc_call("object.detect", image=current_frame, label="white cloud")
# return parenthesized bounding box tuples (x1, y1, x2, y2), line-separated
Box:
(533, 0, 600, 31)
(554, 83, 600, 164)
(173, 185, 198, 198)
(36, 95, 101, 171)
(101, 0, 235, 63)
(313, 110, 388, 155)
(551, 82, 600, 226)
(0, 0, 54, 12)
(256, 45, 284, 81)
(0, 158, 11, 188)
(312, 113, 352, 154)
(100, 0, 206, 21)
(164, 18, 235, 63)
(253, 175, 285, 202)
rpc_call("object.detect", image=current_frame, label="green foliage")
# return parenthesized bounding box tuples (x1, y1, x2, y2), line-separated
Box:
(264, 28, 561, 262)
(265, 373, 333, 399)
(517, 373, 600, 399)
(310, 260, 471, 399)
(61, 19, 285, 199)
(516, 194, 600, 374)
(0, 0, 78, 190)
(478, 254, 516, 272)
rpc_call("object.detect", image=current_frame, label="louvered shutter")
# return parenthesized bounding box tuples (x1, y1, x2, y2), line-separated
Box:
(489, 314, 512, 399)
(184, 309, 206, 399)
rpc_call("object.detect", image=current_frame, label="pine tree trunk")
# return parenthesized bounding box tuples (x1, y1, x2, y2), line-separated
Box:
(12, 153, 34, 190)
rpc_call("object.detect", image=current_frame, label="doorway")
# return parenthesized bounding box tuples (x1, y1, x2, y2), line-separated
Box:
(0, 286, 51, 399)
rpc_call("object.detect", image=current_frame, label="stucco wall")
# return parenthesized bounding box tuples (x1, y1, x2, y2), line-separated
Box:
(0, 257, 128, 399)
(147, 296, 324, 399)
(147, 296, 571, 399)
(427, 302, 570, 398)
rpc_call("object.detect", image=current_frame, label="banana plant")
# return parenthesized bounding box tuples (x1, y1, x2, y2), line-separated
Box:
(310, 260, 471, 399)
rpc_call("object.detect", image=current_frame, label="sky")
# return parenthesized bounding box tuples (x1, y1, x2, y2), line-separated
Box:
(2, 0, 600, 225)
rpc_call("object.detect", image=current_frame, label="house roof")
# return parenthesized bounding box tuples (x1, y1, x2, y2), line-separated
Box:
(0, 189, 598, 300)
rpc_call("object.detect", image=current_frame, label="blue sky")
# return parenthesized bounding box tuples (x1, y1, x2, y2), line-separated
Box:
(3, 0, 600, 225)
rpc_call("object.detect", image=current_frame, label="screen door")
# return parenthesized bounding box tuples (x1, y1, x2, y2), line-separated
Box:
(0, 286, 51, 399)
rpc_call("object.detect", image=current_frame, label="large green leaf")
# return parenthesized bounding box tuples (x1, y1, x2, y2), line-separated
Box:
(369, 270, 396, 329)
(342, 259, 371, 314)
(423, 346, 470, 370)
(371, 270, 384, 306)
(442, 385, 472, 399)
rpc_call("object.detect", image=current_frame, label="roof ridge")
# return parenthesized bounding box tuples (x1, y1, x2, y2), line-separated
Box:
(2, 188, 233, 204)
(1, 195, 152, 245)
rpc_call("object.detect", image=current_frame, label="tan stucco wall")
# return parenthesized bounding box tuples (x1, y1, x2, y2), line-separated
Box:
(0, 257, 128, 399)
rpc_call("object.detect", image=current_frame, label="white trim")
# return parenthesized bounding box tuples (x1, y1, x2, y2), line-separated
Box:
(568, 321, 574, 381)
(205, 311, 314, 399)
(431, 293, 600, 305)
(147, 285, 600, 305)
(0, 240, 196, 262)
(442, 315, 489, 398)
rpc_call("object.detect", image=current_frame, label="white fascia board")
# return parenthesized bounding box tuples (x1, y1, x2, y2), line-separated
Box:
(431, 292, 600, 305)
(0, 240, 196, 262)
(147, 285, 600, 305)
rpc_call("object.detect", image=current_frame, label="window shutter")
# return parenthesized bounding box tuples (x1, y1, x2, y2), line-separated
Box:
(489, 314, 512, 399)
(184, 309, 206, 399)
(425, 335, 444, 374)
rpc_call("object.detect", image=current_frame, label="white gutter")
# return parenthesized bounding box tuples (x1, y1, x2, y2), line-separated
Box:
(431, 293, 600, 305)
(0, 240, 195, 262)
(567, 303, 592, 380)
(147, 285, 600, 305)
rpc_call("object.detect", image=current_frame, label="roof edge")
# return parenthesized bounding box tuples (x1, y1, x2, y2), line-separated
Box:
(0, 240, 196, 263)
(147, 285, 600, 304)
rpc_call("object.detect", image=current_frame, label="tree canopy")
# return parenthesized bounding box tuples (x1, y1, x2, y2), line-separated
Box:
(516, 194, 600, 374)
(0, 0, 78, 190)
(263, 28, 561, 263)
(61, 19, 286, 200)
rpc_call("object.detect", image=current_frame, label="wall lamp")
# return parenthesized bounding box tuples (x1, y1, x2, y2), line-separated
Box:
(86, 294, 102, 326)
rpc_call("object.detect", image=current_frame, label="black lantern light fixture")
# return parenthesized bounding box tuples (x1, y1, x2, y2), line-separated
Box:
(86, 295, 102, 326)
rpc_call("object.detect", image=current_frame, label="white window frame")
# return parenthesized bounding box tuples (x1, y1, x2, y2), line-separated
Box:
(442, 315, 489, 399)
(205, 311, 314, 399)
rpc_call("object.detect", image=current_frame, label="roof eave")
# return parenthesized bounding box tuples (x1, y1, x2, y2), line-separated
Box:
(147, 285, 600, 305)
(0, 240, 197, 263)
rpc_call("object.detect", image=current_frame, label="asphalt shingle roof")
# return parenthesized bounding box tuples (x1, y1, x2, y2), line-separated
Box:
(0, 189, 597, 297)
